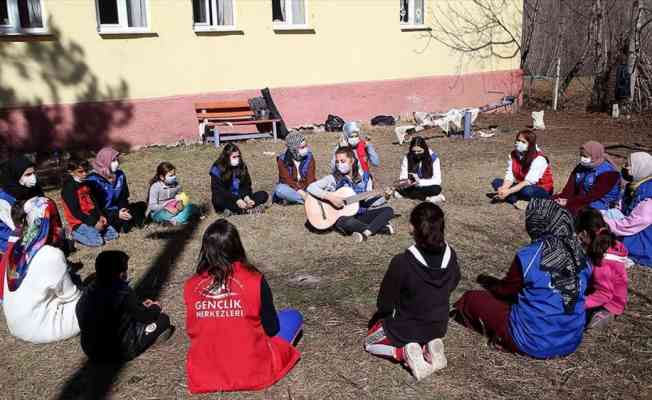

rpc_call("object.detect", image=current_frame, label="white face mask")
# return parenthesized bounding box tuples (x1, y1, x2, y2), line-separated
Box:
(73, 175, 85, 184)
(298, 148, 309, 157)
(348, 137, 360, 146)
(230, 157, 240, 167)
(19, 174, 37, 188)
(165, 175, 177, 185)
(515, 141, 529, 153)
(580, 156, 592, 167)
(110, 160, 119, 173)
(336, 162, 351, 174)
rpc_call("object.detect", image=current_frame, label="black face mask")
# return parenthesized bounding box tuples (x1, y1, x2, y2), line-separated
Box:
(621, 167, 634, 182)
(413, 152, 427, 161)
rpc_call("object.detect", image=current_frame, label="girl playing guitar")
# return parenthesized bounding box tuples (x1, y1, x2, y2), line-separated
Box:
(306, 146, 394, 242)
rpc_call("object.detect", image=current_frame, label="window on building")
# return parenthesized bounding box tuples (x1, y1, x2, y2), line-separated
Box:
(96, 0, 148, 33)
(400, 0, 424, 26)
(272, 0, 306, 26)
(0, 0, 46, 34)
(193, 0, 235, 29)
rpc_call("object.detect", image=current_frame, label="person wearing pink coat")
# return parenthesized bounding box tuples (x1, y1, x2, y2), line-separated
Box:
(575, 209, 629, 329)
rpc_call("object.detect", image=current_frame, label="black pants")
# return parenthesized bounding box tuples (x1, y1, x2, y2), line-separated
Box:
(212, 191, 269, 214)
(398, 185, 441, 200)
(107, 201, 147, 233)
(122, 313, 171, 362)
(335, 207, 394, 235)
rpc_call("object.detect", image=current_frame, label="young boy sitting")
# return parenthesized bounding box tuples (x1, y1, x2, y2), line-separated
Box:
(61, 158, 118, 247)
(76, 250, 175, 362)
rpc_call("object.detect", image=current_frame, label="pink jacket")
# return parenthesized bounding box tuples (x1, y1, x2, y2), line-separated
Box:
(585, 241, 628, 315)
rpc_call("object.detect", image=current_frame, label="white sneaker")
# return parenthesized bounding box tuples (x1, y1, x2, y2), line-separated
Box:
(403, 342, 434, 381)
(352, 232, 366, 243)
(385, 223, 395, 235)
(393, 191, 403, 199)
(513, 200, 526, 210)
(424, 338, 447, 371)
(426, 194, 446, 205)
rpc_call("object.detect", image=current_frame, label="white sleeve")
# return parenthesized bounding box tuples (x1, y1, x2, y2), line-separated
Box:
(418, 158, 442, 187)
(504, 157, 515, 182)
(43, 247, 79, 304)
(399, 156, 409, 180)
(0, 198, 15, 231)
(524, 156, 548, 185)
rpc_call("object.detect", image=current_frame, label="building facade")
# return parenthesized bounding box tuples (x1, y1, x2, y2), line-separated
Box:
(0, 0, 523, 150)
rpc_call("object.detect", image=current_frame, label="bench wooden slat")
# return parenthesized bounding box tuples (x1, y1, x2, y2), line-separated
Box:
(206, 133, 272, 142)
(207, 119, 281, 126)
(196, 111, 254, 119)
(194, 100, 250, 110)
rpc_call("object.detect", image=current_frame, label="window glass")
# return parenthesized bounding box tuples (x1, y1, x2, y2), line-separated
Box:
(99, 0, 120, 25)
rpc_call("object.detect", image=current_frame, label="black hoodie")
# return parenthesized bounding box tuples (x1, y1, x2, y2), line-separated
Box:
(373, 244, 461, 346)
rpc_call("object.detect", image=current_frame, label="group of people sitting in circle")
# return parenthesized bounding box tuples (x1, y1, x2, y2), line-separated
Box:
(0, 120, 650, 390)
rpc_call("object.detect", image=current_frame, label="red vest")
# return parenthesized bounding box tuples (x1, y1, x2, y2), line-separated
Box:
(355, 140, 370, 172)
(62, 185, 97, 229)
(510, 150, 554, 192)
(184, 263, 300, 393)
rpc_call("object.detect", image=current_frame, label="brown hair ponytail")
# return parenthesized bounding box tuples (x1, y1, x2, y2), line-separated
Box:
(575, 208, 615, 266)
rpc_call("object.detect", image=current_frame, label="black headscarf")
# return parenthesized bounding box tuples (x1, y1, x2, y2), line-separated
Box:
(1, 156, 44, 201)
(525, 198, 587, 314)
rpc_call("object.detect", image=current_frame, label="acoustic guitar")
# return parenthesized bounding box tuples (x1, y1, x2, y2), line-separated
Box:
(304, 179, 413, 231)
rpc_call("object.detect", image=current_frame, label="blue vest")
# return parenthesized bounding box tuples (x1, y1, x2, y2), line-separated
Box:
(210, 165, 241, 197)
(414, 152, 439, 179)
(86, 170, 127, 212)
(509, 242, 591, 359)
(574, 161, 621, 210)
(335, 172, 373, 215)
(622, 180, 652, 266)
(0, 190, 16, 252)
(334, 172, 371, 194)
(278, 151, 312, 182)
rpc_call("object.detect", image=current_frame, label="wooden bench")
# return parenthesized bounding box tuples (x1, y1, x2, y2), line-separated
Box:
(195, 100, 281, 146)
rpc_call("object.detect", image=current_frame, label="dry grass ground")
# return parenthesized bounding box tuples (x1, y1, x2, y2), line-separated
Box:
(1, 110, 651, 400)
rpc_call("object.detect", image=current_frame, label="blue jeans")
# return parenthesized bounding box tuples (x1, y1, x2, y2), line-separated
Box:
(276, 308, 303, 344)
(273, 184, 305, 205)
(491, 178, 551, 204)
(72, 224, 118, 247)
(151, 204, 198, 225)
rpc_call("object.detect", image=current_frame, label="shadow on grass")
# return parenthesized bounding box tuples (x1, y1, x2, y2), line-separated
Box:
(55, 215, 202, 400)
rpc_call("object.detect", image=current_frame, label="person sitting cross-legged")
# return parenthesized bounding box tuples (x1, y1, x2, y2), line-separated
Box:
(76, 250, 175, 362)
(365, 202, 460, 381)
(273, 132, 316, 205)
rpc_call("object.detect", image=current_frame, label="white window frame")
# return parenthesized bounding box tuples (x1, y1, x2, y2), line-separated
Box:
(272, 0, 310, 30)
(0, 0, 48, 35)
(400, 0, 426, 29)
(193, 0, 238, 32)
(95, 0, 151, 35)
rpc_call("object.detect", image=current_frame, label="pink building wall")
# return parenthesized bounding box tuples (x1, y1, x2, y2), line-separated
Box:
(0, 69, 522, 151)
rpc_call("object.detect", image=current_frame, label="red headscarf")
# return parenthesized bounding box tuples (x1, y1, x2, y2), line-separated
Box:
(92, 147, 120, 181)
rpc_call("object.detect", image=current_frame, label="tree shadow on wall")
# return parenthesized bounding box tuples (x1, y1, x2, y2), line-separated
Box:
(0, 20, 133, 157)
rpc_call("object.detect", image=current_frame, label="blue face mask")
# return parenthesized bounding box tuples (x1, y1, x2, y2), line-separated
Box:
(165, 175, 177, 185)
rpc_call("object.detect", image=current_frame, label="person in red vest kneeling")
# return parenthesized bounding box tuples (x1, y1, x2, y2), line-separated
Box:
(490, 130, 554, 208)
(184, 219, 302, 394)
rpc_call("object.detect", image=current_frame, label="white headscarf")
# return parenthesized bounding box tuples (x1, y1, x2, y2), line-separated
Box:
(630, 152, 652, 182)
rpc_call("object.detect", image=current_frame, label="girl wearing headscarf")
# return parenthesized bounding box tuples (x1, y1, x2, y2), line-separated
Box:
(0, 197, 81, 343)
(553, 141, 621, 216)
(86, 147, 146, 233)
(0, 156, 43, 253)
(273, 132, 316, 205)
(604, 152, 652, 267)
(453, 199, 592, 358)
(330, 121, 380, 174)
